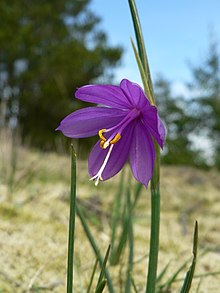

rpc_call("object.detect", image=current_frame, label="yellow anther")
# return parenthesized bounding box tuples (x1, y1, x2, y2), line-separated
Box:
(100, 140, 105, 148)
(110, 133, 121, 145)
(98, 129, 107, 142)
(100, 176, 103, 181)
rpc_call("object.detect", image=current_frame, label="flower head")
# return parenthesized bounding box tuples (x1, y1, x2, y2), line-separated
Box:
(56, 79, 165, 188)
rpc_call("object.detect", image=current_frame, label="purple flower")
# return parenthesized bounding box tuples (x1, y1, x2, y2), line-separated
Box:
(56, 79, 165, 188)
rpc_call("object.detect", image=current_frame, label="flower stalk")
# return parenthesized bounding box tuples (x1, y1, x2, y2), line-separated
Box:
(67, 145, 76, 293)
(128, 1, 161, 292)
(146, 144, 161, 293)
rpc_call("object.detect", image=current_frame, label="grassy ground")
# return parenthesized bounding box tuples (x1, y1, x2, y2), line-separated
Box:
(0, 141, 220, 292)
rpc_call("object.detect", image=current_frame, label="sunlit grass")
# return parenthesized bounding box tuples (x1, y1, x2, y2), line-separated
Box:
(0, 139, 220, 292)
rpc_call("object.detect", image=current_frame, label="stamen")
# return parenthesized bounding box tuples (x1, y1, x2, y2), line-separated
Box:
(100, 140, 105, 148)
(99, 132, 122, 149)
(110, 133, 121, 144)
(90, 144, 114, 186)
(98, 129, 107, 142)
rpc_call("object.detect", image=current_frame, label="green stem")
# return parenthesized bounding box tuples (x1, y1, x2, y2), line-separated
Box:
(67, 145, 77, 293)
(146, 144, 160, 293)
(128, 1, 161, 291)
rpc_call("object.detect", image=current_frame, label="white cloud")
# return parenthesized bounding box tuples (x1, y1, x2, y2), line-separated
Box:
(171, 81, 191, 98)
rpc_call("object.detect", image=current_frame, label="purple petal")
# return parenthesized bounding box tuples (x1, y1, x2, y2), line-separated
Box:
(56, 107, 127, 138)
(129, 121, 156, 188)
(88, 123, 135, 180)
(120, 79, 150, 108)
(75, 84, 132, 109)
(141, 106, 166, 148)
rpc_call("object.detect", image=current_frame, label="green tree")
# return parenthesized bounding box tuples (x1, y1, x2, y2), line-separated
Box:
(0, 0, 122, 150)
(154, 75, 204, 166)
(189, 39, 220, 168)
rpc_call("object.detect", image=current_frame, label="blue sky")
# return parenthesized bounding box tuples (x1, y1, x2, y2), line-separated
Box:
(91, 0, 220, 94)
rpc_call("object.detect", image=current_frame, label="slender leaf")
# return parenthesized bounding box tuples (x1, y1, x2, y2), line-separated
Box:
(95, 245, 111, 291)
(110, 197, 129, 265)
(156, 261, 171, 284)
(131, 276, 139, 293)
(131, 182, 143, 210)
(86, 259, 98, 293)
(196, 278, 202, 293)
(158, 259, 188, 291)
(76, 204, 114, 293)
(110, 171, 124, 264)
(180, 221, 198, 293)
(95, 279, 107, 293)
(131, 38, 154, 104)
(125, 187, 134, 293)
(128, 0, 154, 101)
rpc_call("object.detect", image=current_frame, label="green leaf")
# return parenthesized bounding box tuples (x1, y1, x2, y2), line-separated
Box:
(180, 221, 199, 293)
(131, 276, 139, 293)
(86, 259, 98, 293)
(125, 186, 134, 293)
(158, 259, 188, 291)
(156, 261, 171, 284)
(111, 201, 129, 265)
(95, 279, 107, 293)
(131, 38, 154, 105)
(76, 204, 114, 293)
(131, 182, 143, 210)
(128, 0, 154, 102)
(95, 245, 111, 291)
(110, 171, 124, 265)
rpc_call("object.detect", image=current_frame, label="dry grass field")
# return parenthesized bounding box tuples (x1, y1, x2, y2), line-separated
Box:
(0, 138, 220, 292)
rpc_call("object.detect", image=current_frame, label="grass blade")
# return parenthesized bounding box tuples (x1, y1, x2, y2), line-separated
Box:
(110, 171, 124, 264)
(111, 200, 129, 265)
(86, 259, 98, 293)
(95, 245, 111, 291)
(156, 261, 171, 284)
(125, 187, 134, 293)
(158, 259, 188, 291)
(180, 221, 198, 293)
(131, 182, 143, 210)
(128, 0, 147, 74)
(128, 0, 154, 101)
(76, 203, 114, 293)
(95, 279, 107, 293)
(67, 145, 76, 293)
(131, 38, 154, 105)
(131, 276, 139, 293)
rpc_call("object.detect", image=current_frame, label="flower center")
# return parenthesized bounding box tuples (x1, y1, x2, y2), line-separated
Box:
(90, 108, 140, 186)
(98, 108, 140, 149)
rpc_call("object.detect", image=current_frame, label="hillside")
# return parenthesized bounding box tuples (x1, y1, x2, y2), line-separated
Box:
(0, 145, 220, 292)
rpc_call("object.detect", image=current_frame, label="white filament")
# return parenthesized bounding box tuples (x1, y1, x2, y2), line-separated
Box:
(90, 144, 114, 186)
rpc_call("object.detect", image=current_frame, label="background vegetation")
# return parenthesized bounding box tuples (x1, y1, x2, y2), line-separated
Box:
(0, 0, 220, 168)
(0, 0, 122, 150)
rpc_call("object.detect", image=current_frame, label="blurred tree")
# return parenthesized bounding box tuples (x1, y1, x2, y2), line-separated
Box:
(154, 75, 205, 167)
(0, 0, 122, 150)
(188, 39, 220, 168)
